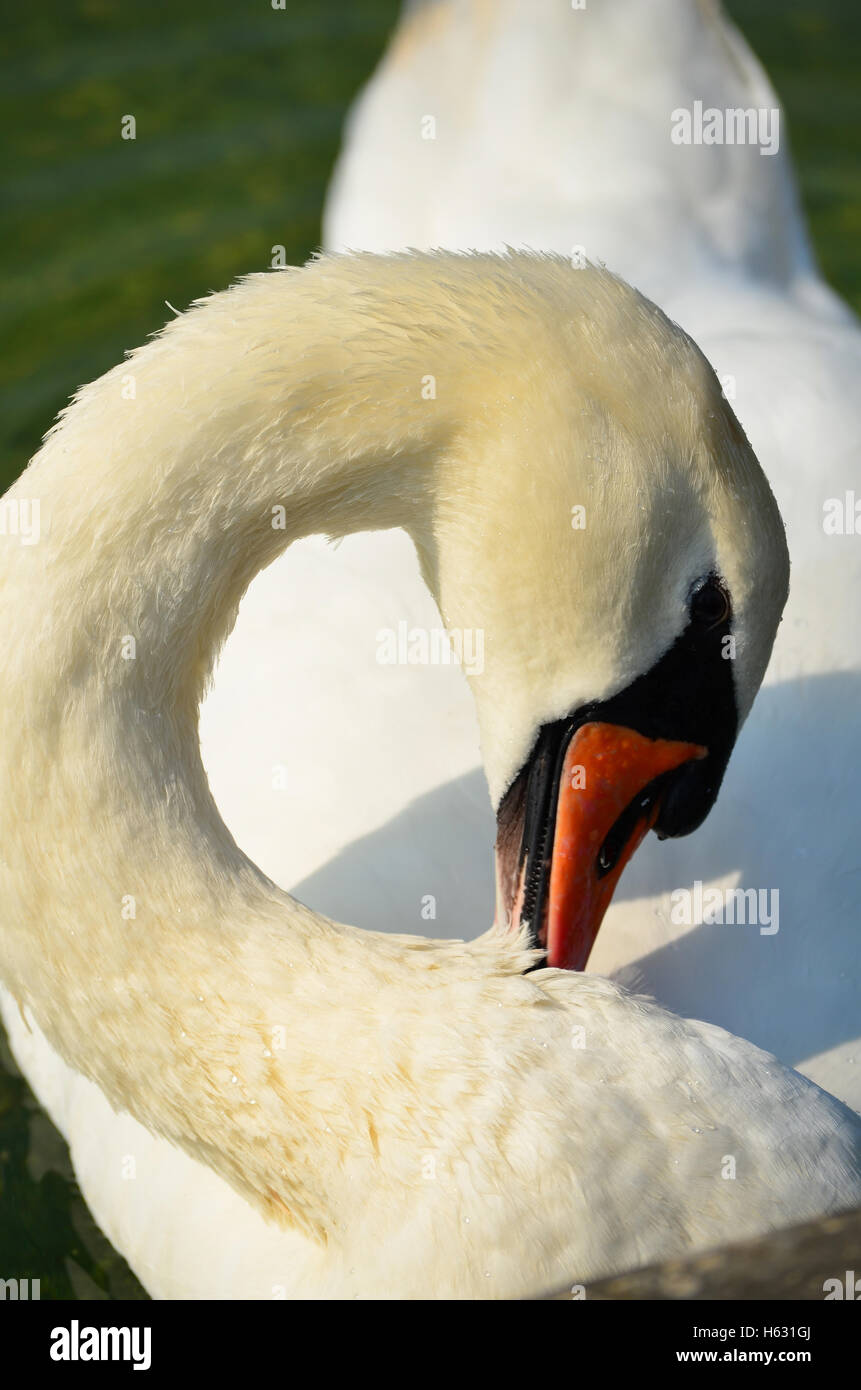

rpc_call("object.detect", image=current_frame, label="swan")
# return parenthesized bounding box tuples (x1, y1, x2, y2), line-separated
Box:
(324, 0, 841, 320)
(201, 0, 861, 1109)
(1, 251, 859, 1299)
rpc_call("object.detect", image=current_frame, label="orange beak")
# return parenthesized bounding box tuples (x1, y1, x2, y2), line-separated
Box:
(543, 723, 706, 969)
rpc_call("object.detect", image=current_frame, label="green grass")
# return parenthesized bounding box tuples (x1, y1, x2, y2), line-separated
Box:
(0, 0, 400, 494)
(0, 1028, 146, 1298)
(725, 0, 861, 312)
(0, 0, 858, 1297)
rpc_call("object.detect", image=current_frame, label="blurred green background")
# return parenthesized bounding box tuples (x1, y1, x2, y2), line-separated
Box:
(0, 0, 858, 1299)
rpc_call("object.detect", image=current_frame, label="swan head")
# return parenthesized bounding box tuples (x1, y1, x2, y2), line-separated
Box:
(406, 253, 789, 969)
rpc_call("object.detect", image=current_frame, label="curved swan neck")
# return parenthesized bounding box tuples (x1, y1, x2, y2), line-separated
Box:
(0, 253, 555, 1240)
(20, 263, 468, 714)
(0, 251, 785, 1244)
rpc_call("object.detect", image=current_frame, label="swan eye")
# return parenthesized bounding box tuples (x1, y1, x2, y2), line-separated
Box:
(690, 577, 730, 627)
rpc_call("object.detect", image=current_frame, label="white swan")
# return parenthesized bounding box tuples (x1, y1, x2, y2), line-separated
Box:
(202, 0, 861, 1109)
(1, 252, 859, 1299)
(324, 0, 838, 318)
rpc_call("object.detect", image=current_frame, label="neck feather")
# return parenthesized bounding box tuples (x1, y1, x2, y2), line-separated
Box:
(0, 258, 502, 1235)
